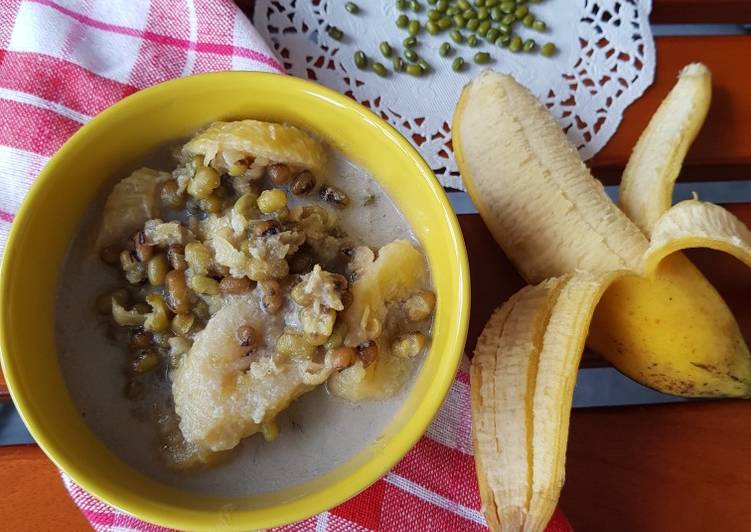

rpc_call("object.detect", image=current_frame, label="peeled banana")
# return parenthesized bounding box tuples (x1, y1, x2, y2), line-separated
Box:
(455, 68, 751, 398)
(455, 66, 751, 531)
(454, 69, 647, 282)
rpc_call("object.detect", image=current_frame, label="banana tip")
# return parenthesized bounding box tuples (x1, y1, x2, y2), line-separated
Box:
(680, 62, 710, 78)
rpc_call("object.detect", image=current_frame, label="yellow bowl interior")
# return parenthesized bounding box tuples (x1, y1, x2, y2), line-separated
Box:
(0, 72, 469, 531)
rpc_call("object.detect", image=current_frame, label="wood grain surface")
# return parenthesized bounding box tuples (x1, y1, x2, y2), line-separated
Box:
(562, 400, 751, 532)
(0, 445, 90, 531)
(651, 0, 751, 23)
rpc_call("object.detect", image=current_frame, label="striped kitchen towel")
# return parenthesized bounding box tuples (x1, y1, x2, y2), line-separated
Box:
(0, 0, 282, 252)
(1, 1, 571, 530)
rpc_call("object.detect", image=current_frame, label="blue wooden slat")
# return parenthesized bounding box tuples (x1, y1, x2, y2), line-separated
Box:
(448, 179, 751, 214)
(0, 403, 34, 445)
(0, 365, 686, 447)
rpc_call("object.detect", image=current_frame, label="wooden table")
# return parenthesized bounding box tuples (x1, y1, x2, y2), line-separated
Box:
(3, 2, 751, 531)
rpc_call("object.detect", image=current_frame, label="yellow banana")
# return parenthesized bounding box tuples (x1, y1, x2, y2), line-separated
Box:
(454, 68, 751, 397)
(589, 252, 751, 396)
(455, 66, 751, 531)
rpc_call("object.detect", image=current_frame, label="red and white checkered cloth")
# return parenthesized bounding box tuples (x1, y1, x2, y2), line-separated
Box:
(1, 1, 572, 530)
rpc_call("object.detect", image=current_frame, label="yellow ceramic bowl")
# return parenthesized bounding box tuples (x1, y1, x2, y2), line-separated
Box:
(0, 72, 469, 530)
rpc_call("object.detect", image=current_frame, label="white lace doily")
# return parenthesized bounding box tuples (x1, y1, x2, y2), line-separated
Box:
(254, 0, 655, 190)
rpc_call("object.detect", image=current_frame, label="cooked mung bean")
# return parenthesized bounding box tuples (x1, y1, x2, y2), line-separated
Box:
(319, 185, 350, 207)
(220, 276, 252, 294)
(267, 163, 292, 185)
(131, 349, 160, 373)
(190, 275, 220, 295)
(291, 171, 316, 195)
(165, 270, 190, 314)
(257, 189, 287, 213)
(392, 332, 427, 358)
(147, 254, 168, 286)
(144, 293, 170, 333)
(236, 325, 260, 349)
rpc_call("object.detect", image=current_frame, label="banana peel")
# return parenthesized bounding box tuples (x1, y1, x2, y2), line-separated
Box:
(620, 64, 712, 236)
(471, 279, 562, 531)
(589, 251, 751, 396)
(644, 199, 751, 270)
(455, 66, 751, 531)
(471, 271, 622, 532)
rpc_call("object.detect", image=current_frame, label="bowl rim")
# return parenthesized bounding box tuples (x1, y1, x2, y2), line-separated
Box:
(0, 71, 470, 530)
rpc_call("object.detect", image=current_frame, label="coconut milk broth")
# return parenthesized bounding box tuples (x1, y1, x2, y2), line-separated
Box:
(55, 142, 427, 496)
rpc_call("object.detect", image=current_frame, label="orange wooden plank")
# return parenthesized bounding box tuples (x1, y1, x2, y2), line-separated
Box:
(562, 400, 751, 532)
(3, 401, 751, 532)
(592, 35, 751, 184)
(236, 1, 751, 25)
(0, 445, 90, 531)
(651, 0, 751, 23)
